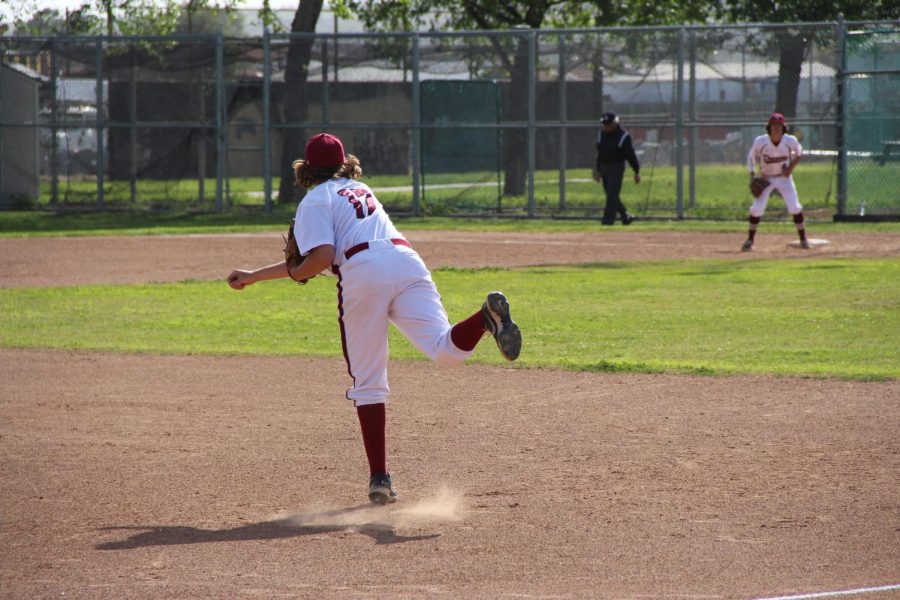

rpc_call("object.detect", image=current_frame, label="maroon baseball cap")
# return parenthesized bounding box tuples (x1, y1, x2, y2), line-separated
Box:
(768, 113, 786, 124)
(304, 133, 346, 168)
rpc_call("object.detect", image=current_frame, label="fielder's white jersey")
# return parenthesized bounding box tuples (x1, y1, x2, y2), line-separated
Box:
(293, 177, 403, 268)
(747, 134, 802, 178)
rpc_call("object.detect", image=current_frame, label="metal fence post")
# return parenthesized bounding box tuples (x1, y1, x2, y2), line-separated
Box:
(223, 40, 231, 208)
(322, 36, 330, 127)
(0, 67, 3, 208)
(558, 33, 567, 211)
(688, 28, 697, 210)
(411, 34, 421, 216)
(836, 16, 848, 216)
(195, 35, 205, 205)
(96, 38, 105, 210)
(675, 28, 685, 220)
(263, 28, 272, 212)
(527, 29, 536, 218)
(129, 50, 137, 205)
(215, 30, 224, 212)
(495, 78, 502, 213)
(49, 39, 59, 206)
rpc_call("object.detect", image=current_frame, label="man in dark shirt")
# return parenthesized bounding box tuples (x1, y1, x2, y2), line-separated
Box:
(594, 112, 641, 225)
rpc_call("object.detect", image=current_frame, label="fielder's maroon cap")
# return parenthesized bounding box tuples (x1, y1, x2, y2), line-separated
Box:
(768, 112, 786, 124)
(305, 133, 346, 168)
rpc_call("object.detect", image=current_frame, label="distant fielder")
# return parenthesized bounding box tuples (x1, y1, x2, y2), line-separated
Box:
(227, 133, 522, 505)
(743, 113, 810, 251)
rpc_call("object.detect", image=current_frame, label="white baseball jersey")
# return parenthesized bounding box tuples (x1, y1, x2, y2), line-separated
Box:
(746, 135, 804, 216)
(747, 134, 802, 178)
(293, 177, 472, 407)
(294, 178, 402, 267)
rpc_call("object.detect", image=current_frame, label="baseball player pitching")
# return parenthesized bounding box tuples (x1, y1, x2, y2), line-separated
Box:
(742, 113, 810, 251)
(226, 133, 522, 505)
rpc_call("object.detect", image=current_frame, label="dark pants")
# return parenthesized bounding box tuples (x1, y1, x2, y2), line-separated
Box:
(598, 162, 629, 224)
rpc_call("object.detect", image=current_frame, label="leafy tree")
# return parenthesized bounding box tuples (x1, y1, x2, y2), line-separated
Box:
(178, 0, 246, 35)
(276, 0, 326, 205)
(6, 0, 249, 37)
(342, 0, 711, 196)
(718, 0, 900, 120)
(256, 0, 285, 33)
(7, 7, 74, 35)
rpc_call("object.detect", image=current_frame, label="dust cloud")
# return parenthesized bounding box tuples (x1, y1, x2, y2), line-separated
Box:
(274, 486, 464, 531)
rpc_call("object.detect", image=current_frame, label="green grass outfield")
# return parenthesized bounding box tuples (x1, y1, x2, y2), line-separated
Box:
(2, 258, 897, 380)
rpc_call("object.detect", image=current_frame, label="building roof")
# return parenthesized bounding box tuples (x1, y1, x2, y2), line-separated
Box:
(1, 61, 48, 82)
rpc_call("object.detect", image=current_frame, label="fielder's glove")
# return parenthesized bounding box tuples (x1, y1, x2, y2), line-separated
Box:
(283, 218, 310, 285)
(749, 176, 770, 198)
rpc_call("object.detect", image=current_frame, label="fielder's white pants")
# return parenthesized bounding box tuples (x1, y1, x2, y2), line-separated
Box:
(749, 175, 803, 217)
(333, 240, 473, 406)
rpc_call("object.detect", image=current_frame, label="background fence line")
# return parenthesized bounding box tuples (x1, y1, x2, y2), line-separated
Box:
(0, 22, 897, 219)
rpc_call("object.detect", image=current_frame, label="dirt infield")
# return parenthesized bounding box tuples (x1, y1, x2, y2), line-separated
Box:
(2, 350, 899, 599)
(2, 229, 899, 288)
(2, 230, 899, 599)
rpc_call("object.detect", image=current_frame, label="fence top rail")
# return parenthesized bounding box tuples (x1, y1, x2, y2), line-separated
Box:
(847, 27, 900, 37)
(264, 20, 890, 39)
(1, 33, 226, 43)
(1, 20, 895, 45)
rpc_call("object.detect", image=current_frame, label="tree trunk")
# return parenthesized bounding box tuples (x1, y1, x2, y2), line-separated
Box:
(502, 36, 529, 198)
(277, 0, 324, 205)
(774, 32, 807, 122)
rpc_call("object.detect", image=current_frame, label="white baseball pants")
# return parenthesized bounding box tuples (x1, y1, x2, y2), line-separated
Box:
(749, 175, 803, 217)
(333, 240, 473, 406)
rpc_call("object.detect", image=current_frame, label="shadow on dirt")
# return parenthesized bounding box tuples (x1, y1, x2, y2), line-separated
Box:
(96, 504, 440, 549)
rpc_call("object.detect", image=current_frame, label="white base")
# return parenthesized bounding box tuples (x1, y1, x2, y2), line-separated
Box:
(788, 238, 830, 248)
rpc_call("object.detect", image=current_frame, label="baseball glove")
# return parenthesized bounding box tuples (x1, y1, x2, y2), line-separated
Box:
(283, 218, 310, 285)
(749, 176, 770, 198)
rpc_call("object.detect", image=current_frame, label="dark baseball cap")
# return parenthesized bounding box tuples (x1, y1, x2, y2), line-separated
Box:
(768, 112, 786, 124)
(305, 133, 346, 168)
(600, 112, 618, 125)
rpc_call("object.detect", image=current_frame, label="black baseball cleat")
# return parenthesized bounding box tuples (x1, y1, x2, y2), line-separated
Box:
(368, 473, 397, 505)
(481, 291, 522, 361)
(741, 239, 753, 252)
(622, 213, 635, 225)
(800, 239, 811, 249)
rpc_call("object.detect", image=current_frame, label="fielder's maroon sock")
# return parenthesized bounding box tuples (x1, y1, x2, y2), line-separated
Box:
(450, 309, 487, 351)
(356, 403, 387, 476)
(748, 215, 761, 243)
(793, 212, 807, 242)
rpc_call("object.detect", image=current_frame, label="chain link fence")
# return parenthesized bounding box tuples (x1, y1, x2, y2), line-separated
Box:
(1, 21, 897, 219)
(838, 28, 900, 220)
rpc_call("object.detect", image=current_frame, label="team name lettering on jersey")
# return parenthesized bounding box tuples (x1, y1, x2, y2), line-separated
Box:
(763, 153, 790, 164)
(748, 134, 802, 177)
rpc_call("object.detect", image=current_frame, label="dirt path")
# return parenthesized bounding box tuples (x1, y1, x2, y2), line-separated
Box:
(2, 229, 898, 288)
(2, 349, 898, 599)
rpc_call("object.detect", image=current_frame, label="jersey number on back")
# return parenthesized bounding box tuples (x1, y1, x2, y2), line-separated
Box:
(337, 188, 377, 219)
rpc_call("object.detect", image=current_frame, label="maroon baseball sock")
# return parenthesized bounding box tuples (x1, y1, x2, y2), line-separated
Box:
(450, 309, 487, 351)
(356, 403, 387, 476)
(748, 215, 761, 242)
(793, 212, 807, 242)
